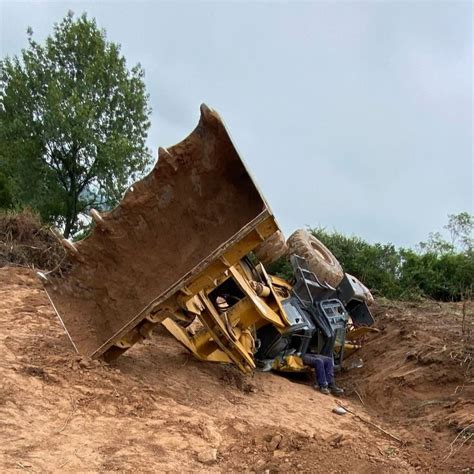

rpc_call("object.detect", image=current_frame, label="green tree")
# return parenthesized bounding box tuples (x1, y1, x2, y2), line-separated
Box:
(309, 227, 402, 298)
(0, 171, 13, 209)
(445, 212, 473, 253)
(417, 231, 454, 255)
(400, 250, 474, 300)
(0, 11, 151, 237)
(304, 215, 473, 301)
(417, 213, 473, 255)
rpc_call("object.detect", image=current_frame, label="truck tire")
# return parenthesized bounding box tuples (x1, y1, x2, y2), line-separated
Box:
(287, 229, 344, 287)
(254, 230, 288, 267)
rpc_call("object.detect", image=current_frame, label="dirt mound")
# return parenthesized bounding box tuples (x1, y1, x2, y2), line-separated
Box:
(0, 267, 472, 472)
(0, 209, 64, 270)
(340, 299, 473, 470)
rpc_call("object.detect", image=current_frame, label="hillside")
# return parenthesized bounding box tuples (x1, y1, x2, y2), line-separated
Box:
(0, 267, 472, 472)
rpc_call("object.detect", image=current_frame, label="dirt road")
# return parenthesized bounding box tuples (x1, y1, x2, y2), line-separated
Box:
(0, 267, 471, 472)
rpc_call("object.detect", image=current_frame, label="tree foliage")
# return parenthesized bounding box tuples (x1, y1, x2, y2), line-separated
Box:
(0, 12, 151, 236)
(0, 171, 13, 209)
(269, 213, 474, 301)
(309, 229, 402, 298)
(399, 249, 474, 301)
(308, 214, 473, 301)
(444, 212, 473, 252)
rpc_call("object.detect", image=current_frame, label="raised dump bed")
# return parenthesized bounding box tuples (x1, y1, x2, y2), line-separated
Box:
(43, 104, 279, 360)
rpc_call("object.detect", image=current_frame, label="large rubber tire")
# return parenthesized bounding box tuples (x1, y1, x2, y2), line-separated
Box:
(254, 230, 288, 267)
(287, 229, 344, 287)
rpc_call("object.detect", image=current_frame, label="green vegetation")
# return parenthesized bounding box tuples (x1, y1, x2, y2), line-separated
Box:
(0, 172, 13, 209)
(0, 11, 151, 237)
(268, 212, 473, 302)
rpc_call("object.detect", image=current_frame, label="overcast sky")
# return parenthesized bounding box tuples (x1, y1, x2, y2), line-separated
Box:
(1, 1, 472, 247)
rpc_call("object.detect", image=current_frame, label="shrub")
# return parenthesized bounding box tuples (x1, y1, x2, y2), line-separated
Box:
(306, 226, 473, 301)
(0, 209, 64, 270)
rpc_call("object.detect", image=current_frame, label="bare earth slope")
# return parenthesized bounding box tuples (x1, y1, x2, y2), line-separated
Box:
(339, 299, 473, 471)
(0, 267, 471, 472)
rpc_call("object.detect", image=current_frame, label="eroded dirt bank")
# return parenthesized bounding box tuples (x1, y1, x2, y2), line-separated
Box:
(339, 299, 473, 471)
(0, 267, 472, 472)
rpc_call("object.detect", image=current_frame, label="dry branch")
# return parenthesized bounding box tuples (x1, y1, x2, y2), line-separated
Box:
(336, 401, 403, 444)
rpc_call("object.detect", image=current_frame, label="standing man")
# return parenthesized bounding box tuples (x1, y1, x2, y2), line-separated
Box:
(303, 353, 344, 395)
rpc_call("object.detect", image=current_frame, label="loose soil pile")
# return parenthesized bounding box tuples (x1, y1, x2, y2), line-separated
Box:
(0, 267, 472, 472)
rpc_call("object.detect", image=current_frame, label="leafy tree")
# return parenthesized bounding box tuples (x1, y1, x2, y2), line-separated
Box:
(309, 227, 402, 298)
(417, 231, 454, 255)
(445, 212, 473, 252)
(400, 250, 474, 300)
(417, 213, 473, 255)
(0, 171, 13, 209)
(0, 11, 151, 237)
(302, 215, 473, 301)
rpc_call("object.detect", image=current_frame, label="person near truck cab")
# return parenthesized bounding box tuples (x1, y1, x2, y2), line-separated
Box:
(303, 353, 344, 395)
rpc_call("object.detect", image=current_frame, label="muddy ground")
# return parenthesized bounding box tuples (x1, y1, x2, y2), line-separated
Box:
(0, 267, 472, 472)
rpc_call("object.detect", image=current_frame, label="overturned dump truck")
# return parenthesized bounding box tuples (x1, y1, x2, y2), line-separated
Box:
(41, 104, 376, 374)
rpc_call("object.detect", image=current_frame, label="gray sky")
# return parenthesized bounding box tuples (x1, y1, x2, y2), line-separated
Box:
(1, 0, 472, 247)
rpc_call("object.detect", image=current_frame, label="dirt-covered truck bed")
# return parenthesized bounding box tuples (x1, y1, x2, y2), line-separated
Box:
(43, 104, 278, 359)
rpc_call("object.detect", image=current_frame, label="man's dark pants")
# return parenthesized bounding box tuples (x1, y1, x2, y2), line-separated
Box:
(302, 354, 334, 387)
